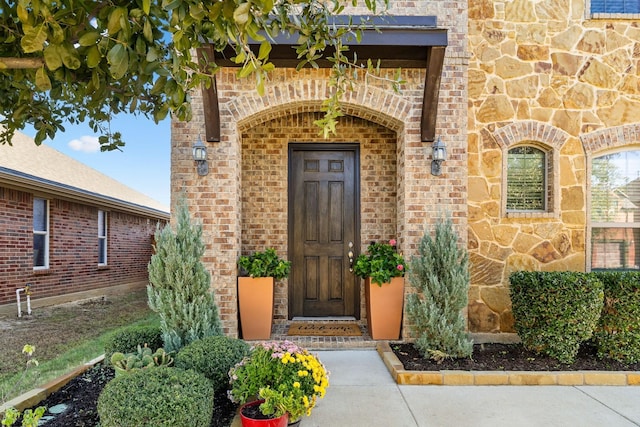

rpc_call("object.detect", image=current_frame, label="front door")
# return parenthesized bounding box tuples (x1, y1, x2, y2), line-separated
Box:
(288, 144, 360, 318)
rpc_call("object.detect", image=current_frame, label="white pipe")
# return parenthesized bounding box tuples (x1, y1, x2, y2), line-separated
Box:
(16, 285, 33, 318)
(16, 288, 23, 318)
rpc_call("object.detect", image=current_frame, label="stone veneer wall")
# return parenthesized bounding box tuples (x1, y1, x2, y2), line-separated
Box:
(171, 1, 468, 337)
(468, 0, 640, 332)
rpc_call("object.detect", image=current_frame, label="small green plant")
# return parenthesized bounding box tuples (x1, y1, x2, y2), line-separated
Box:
(110, 344, 173, 377)
(148, 198, 223, 353)
(238, 248, 291, 279)
(353, 239, 406, 285)
(510, 271, 604, 364)
(103, 324, 163, 364)
(593, 271, 640, 363)
(406, 216, 473, 360)
(97, 366, 214, 427)
(175, 335, 250, 392)
(1, 345, 46, 427)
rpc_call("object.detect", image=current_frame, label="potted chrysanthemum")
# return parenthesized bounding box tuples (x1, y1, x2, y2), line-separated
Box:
(353, 239, 406, 340)
(229, 341, 329, 426)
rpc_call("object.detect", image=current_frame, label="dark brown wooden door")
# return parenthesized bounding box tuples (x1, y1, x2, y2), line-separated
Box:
(288, 144, 360, 318)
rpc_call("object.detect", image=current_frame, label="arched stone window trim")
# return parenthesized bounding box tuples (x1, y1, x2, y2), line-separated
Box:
(493, 121, 568, 219)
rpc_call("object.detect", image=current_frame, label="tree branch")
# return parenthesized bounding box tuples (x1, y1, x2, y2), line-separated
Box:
(0, 57, 45, 69)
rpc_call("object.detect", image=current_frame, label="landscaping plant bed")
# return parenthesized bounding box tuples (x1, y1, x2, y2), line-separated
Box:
(392, 342, 640, 372)
(17, 364, 237, 427)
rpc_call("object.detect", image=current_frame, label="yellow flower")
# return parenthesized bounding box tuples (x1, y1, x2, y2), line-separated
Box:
(293, 382, 300, 388)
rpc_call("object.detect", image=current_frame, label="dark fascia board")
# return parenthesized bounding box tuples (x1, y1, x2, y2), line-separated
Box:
(0, 167, 170, 220)
(213, 15, 447, 68)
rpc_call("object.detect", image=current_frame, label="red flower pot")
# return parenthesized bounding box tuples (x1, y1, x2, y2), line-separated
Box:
(240, 400, 288, 427)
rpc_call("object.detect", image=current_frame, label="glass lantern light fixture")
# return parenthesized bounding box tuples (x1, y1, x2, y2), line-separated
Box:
(192, 135, 209, 176)
(431, 137, 447, 176)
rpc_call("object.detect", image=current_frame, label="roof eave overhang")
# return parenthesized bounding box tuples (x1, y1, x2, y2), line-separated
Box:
(0, 168, 170, 220)
(200, 15, 447, 142)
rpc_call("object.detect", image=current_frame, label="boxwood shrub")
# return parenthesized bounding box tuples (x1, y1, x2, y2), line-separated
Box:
(103, 324, 163, 364)
(97, 366, 214, 427)
(509, 271, 604, 364)
(175, 335, 250, 392)
(593, 271, 640, 363)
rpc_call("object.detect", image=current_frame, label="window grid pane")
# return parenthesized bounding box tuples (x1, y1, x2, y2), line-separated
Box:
(591, 0, 640, 13)
(98, 210, 107, 265)
(507, 146, 546, 211)
(590, 150, 640, 270)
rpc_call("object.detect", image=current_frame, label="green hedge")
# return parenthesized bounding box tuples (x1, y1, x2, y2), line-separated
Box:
(103, 325, 163, 365)
(97, 366, 214, 427)
(175, 335, 250, 392)
(593, 271, 640, 363)
(509, 271, 604, 364)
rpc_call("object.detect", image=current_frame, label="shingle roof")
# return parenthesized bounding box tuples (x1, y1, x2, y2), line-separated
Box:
(0, 130, 169, 218)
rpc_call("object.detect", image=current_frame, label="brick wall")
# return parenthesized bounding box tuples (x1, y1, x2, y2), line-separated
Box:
(172, 1, 469, 337)
(241, 112, 398, 323)
(0, 186, 164, 305)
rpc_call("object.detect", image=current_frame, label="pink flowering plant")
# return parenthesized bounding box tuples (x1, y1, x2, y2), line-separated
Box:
(228, 341, 329, 422)
(353, 239, 406, 286)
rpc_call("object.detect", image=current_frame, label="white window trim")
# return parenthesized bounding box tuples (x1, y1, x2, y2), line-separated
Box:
(98, 210, 108, 266)
(33, 198, 49, 270)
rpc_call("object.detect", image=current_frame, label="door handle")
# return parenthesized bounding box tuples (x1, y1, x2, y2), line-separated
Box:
(348, 241, 354, 272)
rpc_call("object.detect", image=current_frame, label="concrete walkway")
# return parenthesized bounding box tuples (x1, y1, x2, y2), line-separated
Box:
(303, 350, 640, 427)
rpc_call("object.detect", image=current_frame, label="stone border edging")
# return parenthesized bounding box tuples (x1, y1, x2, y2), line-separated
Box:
(376, 342, 640, 386)
(0, 354, 105, 414)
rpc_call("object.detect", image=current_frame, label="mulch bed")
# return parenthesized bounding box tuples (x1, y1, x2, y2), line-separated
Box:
(392, 342, 640, 371)
(19, 364, 237, 427)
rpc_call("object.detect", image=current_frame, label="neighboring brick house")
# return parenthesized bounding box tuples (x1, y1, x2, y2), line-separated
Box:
(0, 130, 169, 308)
(173, 0, 640, 338)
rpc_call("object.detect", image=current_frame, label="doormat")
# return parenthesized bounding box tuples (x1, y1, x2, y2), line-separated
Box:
(287, 322, 362, 337)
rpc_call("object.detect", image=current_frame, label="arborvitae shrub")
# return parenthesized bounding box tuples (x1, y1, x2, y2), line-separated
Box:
(97, 366, 214, 427)
(593, 271, 640, 363)
(147, 198, 223, 353)
(175, 335, 251, 392)
(103, 324, 163, 365)
(406, 215, 473, 360)
(510, 271, 604, 364)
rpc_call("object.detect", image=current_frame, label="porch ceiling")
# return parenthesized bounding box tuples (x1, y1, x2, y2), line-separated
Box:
(200, 15, 447, 142)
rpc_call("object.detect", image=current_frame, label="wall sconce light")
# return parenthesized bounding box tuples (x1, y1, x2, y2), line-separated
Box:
(431, 137, 447, 176)
(192, 135, 209, 176)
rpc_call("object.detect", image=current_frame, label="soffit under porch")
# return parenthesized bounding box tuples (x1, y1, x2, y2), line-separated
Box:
(199, 15, 447, 144)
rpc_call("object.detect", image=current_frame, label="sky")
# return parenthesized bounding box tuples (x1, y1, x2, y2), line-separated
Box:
(24, 114, 172, 208)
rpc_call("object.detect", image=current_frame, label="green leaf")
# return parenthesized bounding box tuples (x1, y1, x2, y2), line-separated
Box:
(142, 0, 151, 14)
(43, 45, 63, 70)
(35, 67, 51, 91)
(78, 32, 100, 46)
(60, 43, 81, 70)
(143, 19, 153, 42)
(258, 41, 271, 60)
(107, 7, 123, 36)
(86, 45, 101, 68)
(107, 44, 129, 79)
(16, 4, 29, 22)
(233, 3, 250, 26)
(21, 24, 47, 53)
